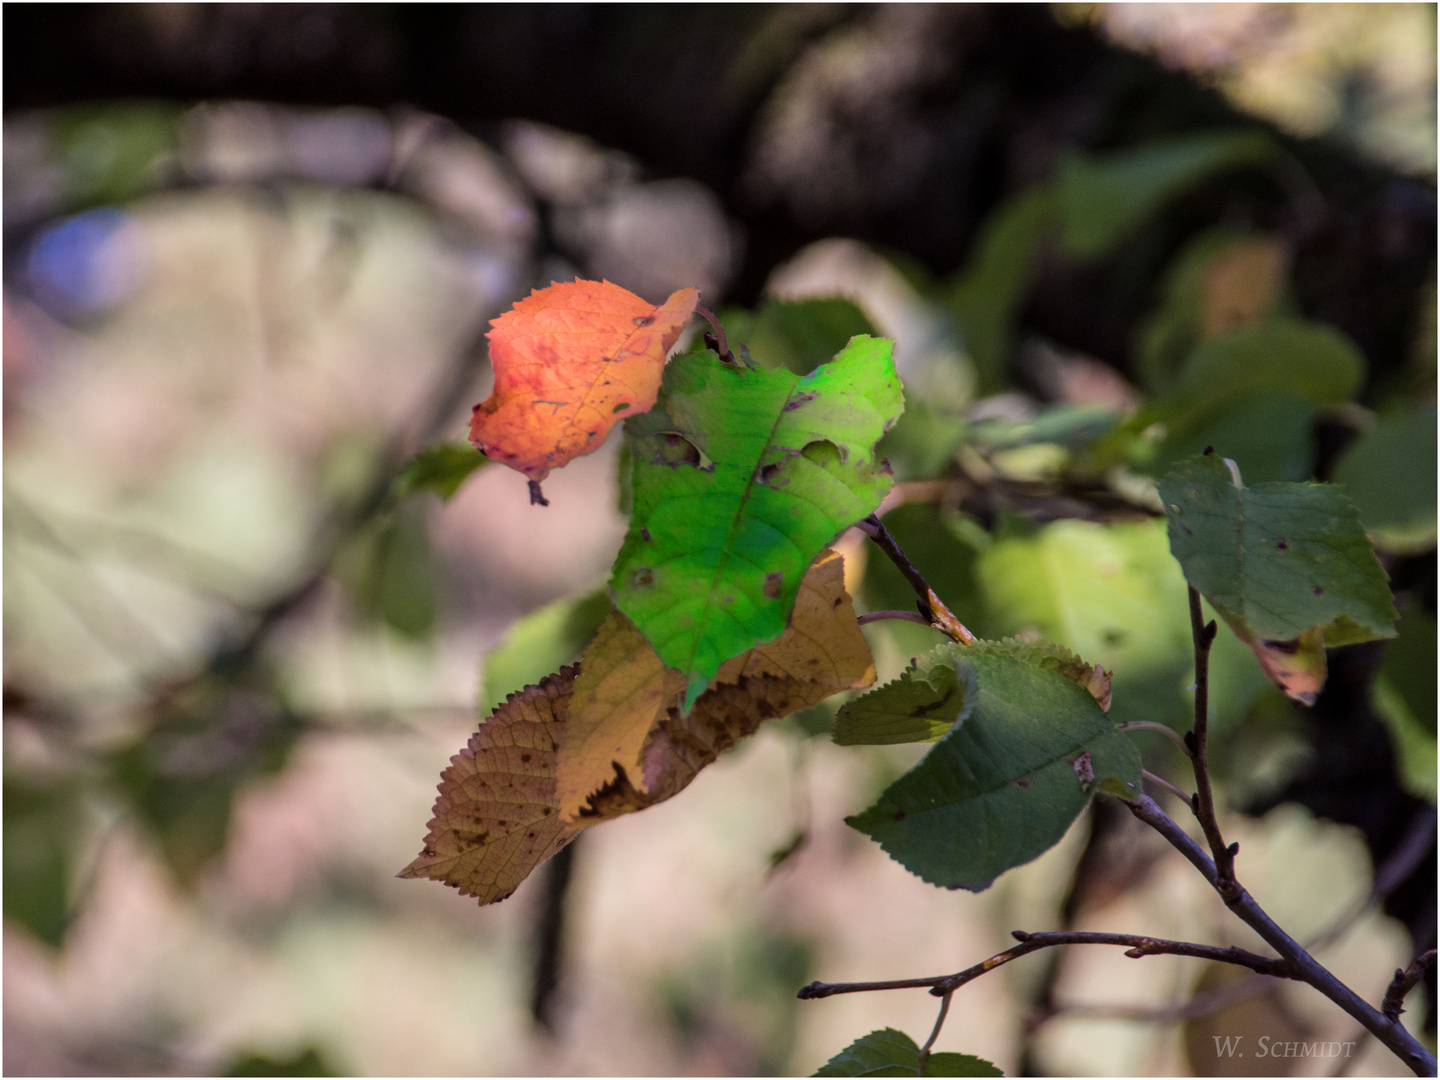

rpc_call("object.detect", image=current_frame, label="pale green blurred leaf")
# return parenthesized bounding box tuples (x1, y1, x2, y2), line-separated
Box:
(1057, 130, 1274, 259)
(977, 519, 1192, 729)
(1373, 604, 1437, 802)
(392, 442, 488, 502)
(720, 297, 878, 375)
(945, 186, 1053, 392)
(479, 589, 611, 715)
(1333, 405, 1438, 553)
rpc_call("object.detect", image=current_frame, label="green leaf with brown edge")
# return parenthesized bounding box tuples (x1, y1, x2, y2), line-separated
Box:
(1159, 454, 1397, 703)
(814, 1028, 1002, 1077)
(846, 653, 1140, 892)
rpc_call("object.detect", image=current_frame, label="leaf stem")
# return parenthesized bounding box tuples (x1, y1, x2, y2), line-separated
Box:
(1123, 793, 1436, 1076)
(856, 610, 935, 627)
(797, 930, 1293, 1001)
(1141, 768, 1192, 803)
(1118, 720, 1193, 757)
(694, 305, 735, 365)
(855, 515, 976, 644)
(917, 989, 953, 1070)
(1185, 585, 1235, 892)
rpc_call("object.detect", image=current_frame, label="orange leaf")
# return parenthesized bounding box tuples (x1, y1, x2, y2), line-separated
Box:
(469, 281, 699, 482)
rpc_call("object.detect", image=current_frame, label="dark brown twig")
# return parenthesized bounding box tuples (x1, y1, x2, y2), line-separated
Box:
(1383, 950, 1437, 1023)
(855, 515, 975, 644)
(797, 930, 1293, 1001)
(1185, 586, 1236, 893)
(1123, 793, 1436, 1076)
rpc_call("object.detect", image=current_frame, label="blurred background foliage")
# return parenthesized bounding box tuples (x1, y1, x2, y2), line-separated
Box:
(3, 4, 1434, 1076)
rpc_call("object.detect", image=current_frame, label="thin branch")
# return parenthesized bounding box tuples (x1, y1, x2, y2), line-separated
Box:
(1142, 769, 1193, 803)
(1119, 720, 1193, 757)
(1382, 950, 1437, 1023)
(1185, 585, 1235, 892)
(855, 514, 975, 644)
(1029, 972, 1282, 1030)
(797, 930, 1292, 1001)
(856, 610, 934, 627)
(1123, 793, 1436, 1077)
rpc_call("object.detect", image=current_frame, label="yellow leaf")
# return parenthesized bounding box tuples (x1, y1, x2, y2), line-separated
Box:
(556, 611, 686, 820)
(575, 548, 875, 819)
(402, 550, 875, 904)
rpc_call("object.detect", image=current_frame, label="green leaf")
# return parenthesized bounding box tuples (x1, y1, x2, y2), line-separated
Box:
(874, 396, 968, 481)
(1152, 393, 1319, 485)
(3, 775, 78, 948)
(1172, 318, 1363, 406)
(479, 588, 611, 715)
(722, 297, 879, 376)
(847, 653, 1141, 892)
(977, 519, 1192, 729)
(944, 186, 1053, 392)
(333, 503, 438, 641)
(1120, 318, 1367, 483)
(1373, 604, 1437, 802)
(1159, 454, 1398, 647)
(1333, 405, 1438, 552)
(613, 337, 902, 709)
(107, 671, 302, 884)
(222, 1047, 343, 1077)
(924, 1053, 1005, 1077)
(814, 1028, 1001, 1077)
(1133, 226, 1258, 395)
(392, 442, 489, 502)
(1057, 130, 1274, 259)
(834, 649, 978, 745)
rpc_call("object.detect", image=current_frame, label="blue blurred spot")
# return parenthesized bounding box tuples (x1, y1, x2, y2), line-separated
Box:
(28, 208, 140, 315)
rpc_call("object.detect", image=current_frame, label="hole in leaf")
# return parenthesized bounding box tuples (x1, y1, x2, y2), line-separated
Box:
(801, 438, 845, 468)
(654, 431, 711, 469)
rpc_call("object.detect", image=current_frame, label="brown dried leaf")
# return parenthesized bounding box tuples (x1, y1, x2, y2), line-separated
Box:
(398, 669, 581, 905)
(401, 550, 874, 904)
